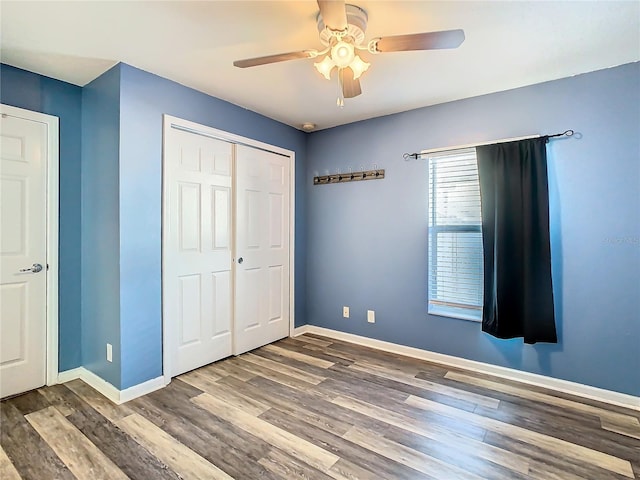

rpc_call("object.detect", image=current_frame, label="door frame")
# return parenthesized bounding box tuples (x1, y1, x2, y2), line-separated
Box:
(1, 104, 59, 387)
(161, 114, 295, 384)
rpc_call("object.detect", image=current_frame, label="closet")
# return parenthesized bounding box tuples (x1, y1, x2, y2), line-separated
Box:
(162, 116, 292, 378)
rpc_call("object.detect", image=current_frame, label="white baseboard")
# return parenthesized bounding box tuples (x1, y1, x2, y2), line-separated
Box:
(57, 368, 164, 405)
(293, 325, 312, 336)
(293, 325, 640, 411)
(119, 376, 165, 403)
(56, 367, 84, 384)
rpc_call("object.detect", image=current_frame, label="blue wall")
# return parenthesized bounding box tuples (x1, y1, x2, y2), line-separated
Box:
(80, 65, 122, 386)
(4, 60, 637, 396)
(2, 62, 307, 390)
(0, 64, 82, 371)
(117, 64, 307, 388)
(306, 62, 640, 396)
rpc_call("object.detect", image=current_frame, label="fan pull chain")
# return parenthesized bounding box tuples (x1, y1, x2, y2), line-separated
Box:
(337, 69, 345, 108)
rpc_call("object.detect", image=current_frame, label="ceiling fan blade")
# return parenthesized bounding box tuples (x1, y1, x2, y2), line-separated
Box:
(317, 0, 348, 31)
(375, 29, 465, 53)
(340, 68, 362, 99)
(233, 50, 316, 68)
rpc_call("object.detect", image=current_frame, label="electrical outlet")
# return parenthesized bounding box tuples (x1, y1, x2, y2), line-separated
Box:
(367, 310, 375, 323)
(343, 306, 350, 318)
(106, 343, 113, 362)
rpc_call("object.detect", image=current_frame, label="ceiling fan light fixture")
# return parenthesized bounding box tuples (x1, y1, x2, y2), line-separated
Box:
(349, 55, 370, 79)
(314, 55, 336, 79)
(233, 2, 465, 105)
(331, 40, 355, 68)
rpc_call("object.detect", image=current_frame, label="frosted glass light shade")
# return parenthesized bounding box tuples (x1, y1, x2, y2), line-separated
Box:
(350, 55, 370, 79)
(314, 55, 336, 80)
(331, 41, 355, 68)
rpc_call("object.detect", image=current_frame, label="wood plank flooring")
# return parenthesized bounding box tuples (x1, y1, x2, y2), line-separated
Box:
(1, 333, 639, 479)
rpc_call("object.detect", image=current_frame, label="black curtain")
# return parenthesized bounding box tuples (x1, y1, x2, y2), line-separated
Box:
(476, 138, 557, 344)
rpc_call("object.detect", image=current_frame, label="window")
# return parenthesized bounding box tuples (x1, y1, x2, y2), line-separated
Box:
(427, 147, 483, 321)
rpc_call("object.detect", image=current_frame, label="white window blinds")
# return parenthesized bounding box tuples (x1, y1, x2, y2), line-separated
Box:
(427, 147, 484, 321)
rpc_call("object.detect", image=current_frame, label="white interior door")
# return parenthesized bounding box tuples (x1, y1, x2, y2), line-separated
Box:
(0, 113, 48, 398)
(164, 128, 233, 377)
(234, 144, 290, 355)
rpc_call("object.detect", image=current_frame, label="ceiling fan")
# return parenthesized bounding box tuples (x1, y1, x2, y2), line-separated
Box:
(233, 0, 465, 105)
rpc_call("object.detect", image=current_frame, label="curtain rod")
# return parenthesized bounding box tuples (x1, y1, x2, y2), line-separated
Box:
(403, 129, 574, 160)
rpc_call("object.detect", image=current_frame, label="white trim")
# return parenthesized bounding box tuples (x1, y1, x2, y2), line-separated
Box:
(119, 376, 166, 403)
(0, 104, 60, 388)
(161, 115, 296, 385)
(161, 116, 171, 386)
(292, 325, 311, 336)
(56, 368, 119, 403)
(161, 116, 172, 386)
(298, 326, 640, 411)
(421, 134, 540, 155)
(56, 367, 83, 384)
(164, 115, 295, 163)
(57, 368, 164, 404)
(46, 114, 59, 386)
(289, 150, 296, 341)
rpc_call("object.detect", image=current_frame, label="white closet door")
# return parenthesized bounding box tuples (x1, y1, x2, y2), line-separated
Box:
(164, 129, 233, 376)
(0, 113, 47, 398)
(234, 144, 290, 355)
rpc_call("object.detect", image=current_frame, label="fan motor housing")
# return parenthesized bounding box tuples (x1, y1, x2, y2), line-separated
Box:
(317, 4, 368, 46)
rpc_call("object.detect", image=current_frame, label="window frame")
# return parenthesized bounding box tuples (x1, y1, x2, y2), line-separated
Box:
(426, 147, 483, 323)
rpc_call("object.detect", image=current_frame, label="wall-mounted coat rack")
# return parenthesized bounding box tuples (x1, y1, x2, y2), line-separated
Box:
(314, 169, 385, 185)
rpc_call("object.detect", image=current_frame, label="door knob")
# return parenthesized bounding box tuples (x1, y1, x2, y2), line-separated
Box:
(237, 257, 243, 264)
(19, 263, 43, 273)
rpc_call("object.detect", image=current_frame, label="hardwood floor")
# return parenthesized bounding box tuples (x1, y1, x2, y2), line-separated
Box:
(1, 333, 639, 479)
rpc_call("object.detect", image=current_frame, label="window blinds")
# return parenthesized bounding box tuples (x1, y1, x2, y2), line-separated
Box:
(428, 147, 484, 320)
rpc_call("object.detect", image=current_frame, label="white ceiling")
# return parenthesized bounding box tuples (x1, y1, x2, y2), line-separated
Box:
(2, 1, 639, 131)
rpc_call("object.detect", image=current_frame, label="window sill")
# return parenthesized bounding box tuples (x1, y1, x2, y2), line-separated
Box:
(428, 304, 482, 323)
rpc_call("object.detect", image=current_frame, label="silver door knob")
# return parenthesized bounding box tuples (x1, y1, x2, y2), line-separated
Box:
(19, 263, 43, 273)
(237, 257, 243, 264)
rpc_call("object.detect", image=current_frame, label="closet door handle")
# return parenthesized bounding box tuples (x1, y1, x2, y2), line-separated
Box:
(237, 257, 244, 264)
